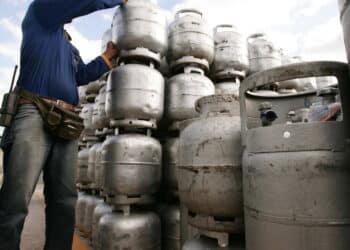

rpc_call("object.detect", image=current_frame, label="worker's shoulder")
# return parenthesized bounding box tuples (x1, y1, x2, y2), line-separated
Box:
(21, 2, 40, 28)
(22, 0, 54, 31)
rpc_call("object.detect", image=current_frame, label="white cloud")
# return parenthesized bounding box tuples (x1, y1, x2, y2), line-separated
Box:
(0, 43, 20, 63)
(0, 67, 15, 90)
(0, 18, 22, 63)
(301, 17, 346, 61)
(100, 13, 113, 22)
(1, 0, 30, 7)
(296, 0, 333, 17)
(0, 18, 22, 41)
(0, 67, 16, 104)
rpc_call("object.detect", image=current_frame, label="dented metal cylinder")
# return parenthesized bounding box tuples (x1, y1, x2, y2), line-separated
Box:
(168, 9, 214, 65)
(76, 192, 88, 232)
(166, 66, 215, 122)
(240, 61, 350, 250)
(112, 0, 168, 57)
(92, 202, 113, 250)
(102, 133, 162, 206)
(77, 146, 90, 185)
(248, 33, 282, 74)
(88, 143, 103, 189)
(106, 63, 165, 128)
(84, 196, 104, 238)
(178, 94, 244, 233)
(213, 24, 249, 78)
(99, 210, 161, 250)
(92, 85, 109, 130)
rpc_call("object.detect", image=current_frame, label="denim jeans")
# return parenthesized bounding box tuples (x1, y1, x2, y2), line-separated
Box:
(0, 104, 78, 250)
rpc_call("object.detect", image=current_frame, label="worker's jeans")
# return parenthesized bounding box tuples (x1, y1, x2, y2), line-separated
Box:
(0, 104, 78, 250)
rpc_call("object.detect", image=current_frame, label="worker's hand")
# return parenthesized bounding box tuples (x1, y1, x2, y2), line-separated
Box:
(103, 42, 118, 60)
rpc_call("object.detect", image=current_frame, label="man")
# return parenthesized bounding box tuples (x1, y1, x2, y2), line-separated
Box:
(0, 0, 126, 249)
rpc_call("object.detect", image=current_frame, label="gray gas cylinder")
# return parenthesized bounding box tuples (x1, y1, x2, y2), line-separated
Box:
(213, 24, 249, 79)
(92, 202, 113, 250)
(99, 210, 161, 250)
(178, 95, 244, 242)
(77, 146, 91, 186)
(168, 9, 214, 67)
(84, 195, 104, 238)
(87, 143, 102, 190)
(248, 33, 282, 75)
(166, 66, 215, 123)
(94, 142, 104, 192)
(240, 61, 350, 250)
(180, 203, 199, 247)
(76, 192, 88, 232)
(81, 103, 94, 131)
(106, 63, 165, 129)
(101, 133, 162, 206)
(92, 85, 109, 130)
(112, 0, 168, 62)
(86, 80, 102, 102)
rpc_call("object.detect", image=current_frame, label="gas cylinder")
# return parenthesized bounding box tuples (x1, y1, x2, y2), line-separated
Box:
(84, 195, 104, 238)
(102, 133, 162, 206)
(248, 33, 281, 74)
(213, 24, 249, 79)
(240, 61, 350, 250)
(112, 0, 168, 62)
(99, 210, 161, 250)
(166, 66, 215, 123)
(168, 9, 214, 67)
(92, 202, 113, 250)
(106, 63, 164, 129)
(178, 95, 244, 241)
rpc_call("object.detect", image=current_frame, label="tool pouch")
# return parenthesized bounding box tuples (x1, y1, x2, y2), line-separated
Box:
(18, 88, 84, 141)
(0, 91, 20, 127)
(44, 104, 84, 140)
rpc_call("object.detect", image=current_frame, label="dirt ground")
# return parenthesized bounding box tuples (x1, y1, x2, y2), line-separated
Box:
(19, 185, 91, 250)
(20, 188, 46, 250)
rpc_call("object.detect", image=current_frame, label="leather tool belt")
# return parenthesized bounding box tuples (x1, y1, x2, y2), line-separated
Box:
(17, 87, 84, 141)
(19, 97, 75, 112)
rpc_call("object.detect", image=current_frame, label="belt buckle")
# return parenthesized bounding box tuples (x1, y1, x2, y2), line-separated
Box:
(56, 100, 63, 107)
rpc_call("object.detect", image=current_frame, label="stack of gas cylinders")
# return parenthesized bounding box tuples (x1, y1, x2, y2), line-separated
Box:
(75, 0, 350, 249)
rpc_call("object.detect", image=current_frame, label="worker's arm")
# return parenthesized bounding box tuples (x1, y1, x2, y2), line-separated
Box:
(32, 0, 125, 29)
(76, 42, 117, 86)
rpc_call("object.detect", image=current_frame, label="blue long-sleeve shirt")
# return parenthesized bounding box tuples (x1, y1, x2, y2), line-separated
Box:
(17, 0, 123, 105)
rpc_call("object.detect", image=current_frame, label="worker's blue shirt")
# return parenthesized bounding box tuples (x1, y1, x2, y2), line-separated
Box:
(16, 0, 123, 105)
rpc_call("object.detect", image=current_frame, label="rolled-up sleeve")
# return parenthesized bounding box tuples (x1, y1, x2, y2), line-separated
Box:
(32, 0, 124, 29)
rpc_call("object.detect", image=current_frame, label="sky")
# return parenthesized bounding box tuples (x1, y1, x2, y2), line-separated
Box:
(0, 0, 347, 95)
